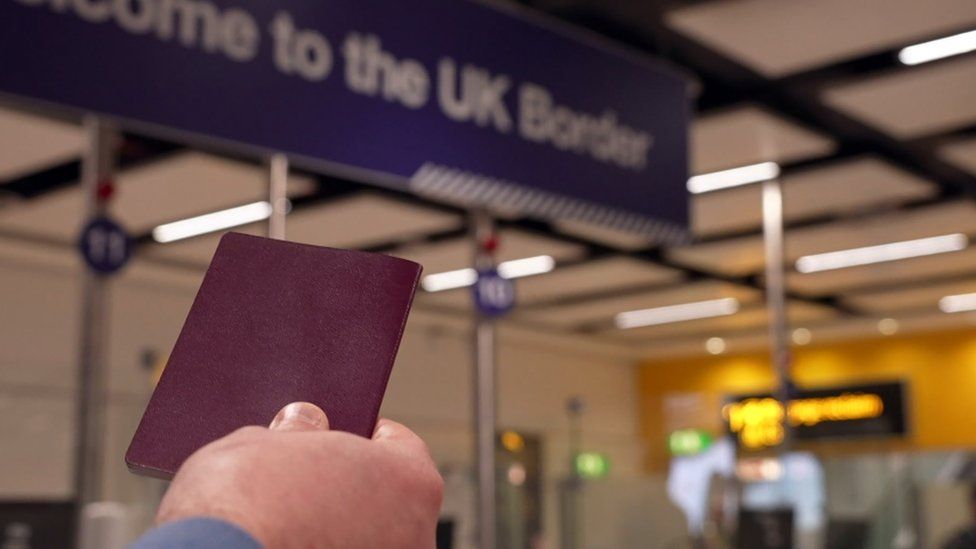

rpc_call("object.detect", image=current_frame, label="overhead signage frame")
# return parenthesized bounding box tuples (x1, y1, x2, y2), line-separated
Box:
(0, 0, 690, 241)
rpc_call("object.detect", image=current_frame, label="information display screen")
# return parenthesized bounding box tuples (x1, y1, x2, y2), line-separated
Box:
(723, 381, 908, 450)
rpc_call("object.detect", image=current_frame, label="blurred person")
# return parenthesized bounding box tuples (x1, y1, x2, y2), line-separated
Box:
(941, 485, 976, 549)
(131, 402, 443, 549)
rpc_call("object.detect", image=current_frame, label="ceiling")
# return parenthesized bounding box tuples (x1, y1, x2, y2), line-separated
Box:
(664, 0, 976, 77)
(2, 0, 976, 359)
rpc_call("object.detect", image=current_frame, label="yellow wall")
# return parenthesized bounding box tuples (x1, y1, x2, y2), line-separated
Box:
(637, 329, 976, 471)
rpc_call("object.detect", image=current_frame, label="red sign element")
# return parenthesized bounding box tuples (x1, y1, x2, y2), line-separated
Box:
(95, 179, 115, 203)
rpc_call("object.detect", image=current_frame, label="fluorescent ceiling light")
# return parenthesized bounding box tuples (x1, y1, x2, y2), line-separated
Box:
(421, 255, 555, 292)
(939, 292, 976, 313)
(615, 297, 740, 329)
(898, 29, 976, 66)
(153, 201, 273, 243)
(421, 268, 478, 292)
(687, 161, 780, 194)
(497, 255, 555, 279)
(795, 233, 967, 274)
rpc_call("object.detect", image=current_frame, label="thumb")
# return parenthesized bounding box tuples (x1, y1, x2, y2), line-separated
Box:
(269, 402, 330, 432)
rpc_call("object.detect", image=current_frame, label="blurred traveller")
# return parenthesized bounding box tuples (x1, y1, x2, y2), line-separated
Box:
(942, 485, 976, 549)
(130, 402, 443, 548)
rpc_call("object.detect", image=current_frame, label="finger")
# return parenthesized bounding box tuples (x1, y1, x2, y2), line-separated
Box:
(269, 402, 330, 432)
(372, 418, 426, 451)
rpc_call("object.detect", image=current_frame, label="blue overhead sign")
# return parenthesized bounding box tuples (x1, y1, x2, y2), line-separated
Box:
(0, 0, 689, 240)
(78, 216, 132, 274)
(473, 269, 515, 317)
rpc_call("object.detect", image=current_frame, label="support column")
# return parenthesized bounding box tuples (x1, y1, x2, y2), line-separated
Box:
(471, 210, 497, 549)
(561, 397, 585, 549)
(74, 115, 117, 509)
(267, 153, 288, 240)
(761, 177, 793, 450)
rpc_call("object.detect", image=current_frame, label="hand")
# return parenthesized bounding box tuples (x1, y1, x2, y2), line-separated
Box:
(155, 402, 443, 549)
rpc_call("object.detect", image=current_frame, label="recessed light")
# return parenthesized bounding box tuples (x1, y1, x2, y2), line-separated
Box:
(878, 318, 899, 336)
(792, 328, 812, 346)
(705, 337, 726, 355)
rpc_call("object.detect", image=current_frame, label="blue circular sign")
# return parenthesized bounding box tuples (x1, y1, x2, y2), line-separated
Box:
(78, 216, 132, 274)
(473, 269, 515, 317)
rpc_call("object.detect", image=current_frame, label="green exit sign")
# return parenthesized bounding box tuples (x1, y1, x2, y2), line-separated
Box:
(575, 452, 611, 479)
(668, 429, 714, 456)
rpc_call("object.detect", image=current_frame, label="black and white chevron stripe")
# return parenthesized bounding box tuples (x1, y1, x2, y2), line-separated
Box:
(410, 162, 689, 246)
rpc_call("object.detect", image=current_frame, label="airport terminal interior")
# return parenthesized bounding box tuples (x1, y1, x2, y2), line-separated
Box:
(2, 0, 976, 548)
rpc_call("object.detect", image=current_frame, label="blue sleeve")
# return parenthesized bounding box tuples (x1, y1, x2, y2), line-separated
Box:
(130, 517, 262, 549)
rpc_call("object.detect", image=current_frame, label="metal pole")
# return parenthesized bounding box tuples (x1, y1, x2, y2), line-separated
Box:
(563, 397, 585, 549)
(74, 115, 116, 510)
(761, 177, 792, 450)
(267, 153, 289, 240)
(472, 210, 497, 549)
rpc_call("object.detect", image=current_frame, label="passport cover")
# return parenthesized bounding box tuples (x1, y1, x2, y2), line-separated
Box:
(125, 232, 422, 479)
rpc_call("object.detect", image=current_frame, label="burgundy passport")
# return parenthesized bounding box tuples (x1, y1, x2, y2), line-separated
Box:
(126, 232, 422, 479)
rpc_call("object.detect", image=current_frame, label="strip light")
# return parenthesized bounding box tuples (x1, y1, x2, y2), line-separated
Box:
(498, 255, 555, 278)
(795, 233, 968, 274)
(687, 162, 780, 194)
(939, 292, 976, 313)
(614, 297, 740, 330)
(153, 201, 274, 243)
(898, 29, 976, 66)
(421, 268, 478, 292)
(421, 255, 555, 292)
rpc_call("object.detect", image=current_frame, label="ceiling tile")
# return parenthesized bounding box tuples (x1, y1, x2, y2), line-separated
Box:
(630, 330, 771, 360)
(411, 287, 472, 312)
(692, 105, 835, 173)
(667, 0, 976, 77)
(693, 157, 936, 236)
(517, 257, 682, 304)
(553, 218, 656, 251)
(938, 136, 976, 176)
(392, 228, 585, 275)
(608, 301, 835, 341)
(636, 310, 976, 359)
(807, 310, 976, 341)
(0, 106, 83, 181)
(671, 200, 976, 276)
(520, 280, 760, 327)
(286, 194, 461, 249)
(789, 201, 976, 256)
(822, 56, 976, 138)
(146, 193, 463, 265)
(410, 238, 607, 313)
(844, 279, 976, 313)
(789, 246, 976, 295)
(419, 256, 681, 313)
(0, 151, 313, 241)
(667, 235, 764, 277)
